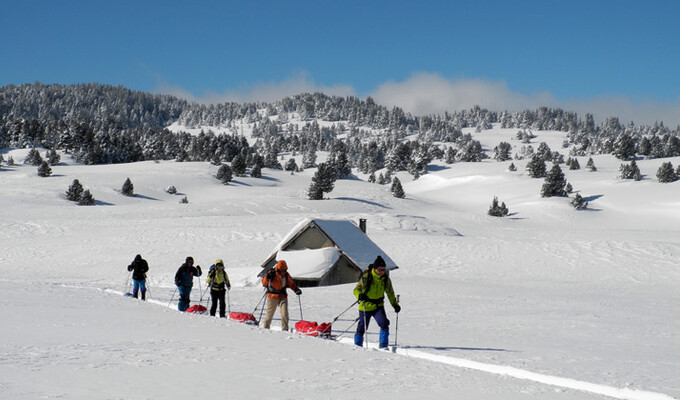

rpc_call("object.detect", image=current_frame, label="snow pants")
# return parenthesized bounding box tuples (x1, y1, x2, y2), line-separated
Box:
(355, 307, 390, 348)
(263, 296, 290, 331)
(132, 279, 146, 300)
(178, 286, 192, 312)
(210, 290, 226, 317)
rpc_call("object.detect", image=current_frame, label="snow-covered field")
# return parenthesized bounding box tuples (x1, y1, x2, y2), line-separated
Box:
(1, 125, 678, 400)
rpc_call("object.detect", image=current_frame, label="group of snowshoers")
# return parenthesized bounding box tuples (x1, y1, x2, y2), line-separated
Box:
(126, 254, 401, 348)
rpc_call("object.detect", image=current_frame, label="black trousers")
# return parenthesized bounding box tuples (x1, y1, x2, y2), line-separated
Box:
(210, 290, 226, 317)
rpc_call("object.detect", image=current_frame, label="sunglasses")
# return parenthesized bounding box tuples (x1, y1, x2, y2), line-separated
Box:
(376, 267, 386, 272)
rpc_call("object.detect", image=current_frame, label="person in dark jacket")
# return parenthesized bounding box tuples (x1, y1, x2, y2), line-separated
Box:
(353, 255, 400, 349)
(174, 256, 202, 311)
(127, 254, 149, 300)
(206, 259, 231, 317)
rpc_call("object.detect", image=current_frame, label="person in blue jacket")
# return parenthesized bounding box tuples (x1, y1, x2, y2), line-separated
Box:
(174, 256, 202, 311)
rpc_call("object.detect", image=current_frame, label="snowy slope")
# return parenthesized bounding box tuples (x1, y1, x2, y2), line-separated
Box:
(0, 125, 678, 400)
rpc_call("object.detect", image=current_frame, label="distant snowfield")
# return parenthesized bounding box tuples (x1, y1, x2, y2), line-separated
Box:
(1, 124, 678, 399)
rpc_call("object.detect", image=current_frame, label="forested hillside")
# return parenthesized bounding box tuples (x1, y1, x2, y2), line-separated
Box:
(1, 83, 679, 176)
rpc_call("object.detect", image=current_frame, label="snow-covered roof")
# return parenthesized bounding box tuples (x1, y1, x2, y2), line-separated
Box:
(265, 218, 397, 277)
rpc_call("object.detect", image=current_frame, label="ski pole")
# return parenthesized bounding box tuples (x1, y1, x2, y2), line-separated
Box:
(334, 316, 360, 341)
(125, 270, 132, 293)
(362, 301, 370, 348)
(168, 286, 178, 309)
(227, 288, 231, 316)
(332, 299, 359, 323)
(394, 294, 400, 347)
(298, 294, 303, 321)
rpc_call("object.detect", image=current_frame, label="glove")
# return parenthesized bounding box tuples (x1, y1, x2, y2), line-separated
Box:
(266, 270, 275, 280)
(196, 266, 202, 274)
(227, 285, 231, 290)
(358, 293, 369, 302)
(294, 288, 302, 295)
(394, 304, 401, 313)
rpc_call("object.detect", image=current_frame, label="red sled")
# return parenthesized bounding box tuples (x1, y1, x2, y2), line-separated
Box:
(186, 305, 207, 314)
(229, 312, 257, 325)
(295, 320, 332, 337)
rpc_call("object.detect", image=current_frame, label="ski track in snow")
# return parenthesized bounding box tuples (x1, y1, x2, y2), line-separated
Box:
(100, 287, 675, 400)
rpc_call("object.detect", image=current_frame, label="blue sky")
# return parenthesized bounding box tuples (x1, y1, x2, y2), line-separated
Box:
(2, 0, 679, 125)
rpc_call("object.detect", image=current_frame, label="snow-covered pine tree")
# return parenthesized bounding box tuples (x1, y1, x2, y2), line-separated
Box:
(121, 178, 135, 196)
(37, 161, 52, 177)
(493, 142, 512, 161)
(66, 179, 84, 202)
(541, 164, 568, 197)
(619, 159, 641, 180)
(585, 157, 597, 171)
(526, 154, 547, 178)
(571, 193, 588, 210)
(250, 164, 262, 178)
(166, 185, 177, 194)
(216, 164, 233, 184)
(391, 177, 405, 198)
(24, 148, 43, 166)
(78, 189, 95, 206)
(569, 158, 580, 170)
(368, 172, 376, 183)
(284, 158, 298, 172)
(307, 163, 335, 200)
(231, 154, 247, 176)
(656, 162, 677, 183)
(612, 133, 637, 160)
(179, 196, 189, 204)
(46, 149, 61, 165)
(488, 196, 509, 217)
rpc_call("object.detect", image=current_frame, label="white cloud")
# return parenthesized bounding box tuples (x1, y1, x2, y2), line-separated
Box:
(370, 72, 680, 127)
(155, 71, 680, 127)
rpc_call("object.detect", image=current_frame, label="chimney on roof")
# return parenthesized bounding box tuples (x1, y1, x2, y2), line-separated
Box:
(359, 218, 367, 233)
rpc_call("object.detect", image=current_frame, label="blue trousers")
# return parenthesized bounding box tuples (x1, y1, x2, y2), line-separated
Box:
(132, 279, 146, 296)
(178, 286, 192, 311)
(355, 307, 390, 347)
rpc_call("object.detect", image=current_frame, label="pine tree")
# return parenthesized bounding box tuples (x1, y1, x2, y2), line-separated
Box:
(656, 162, 677, 183)
(619, 159, 641, 180)
(179, 196, 189, 204)
(308, 163, 335, 200)
(250, 164, 262, 178)
(391, 177, 405, 198)
(493, 142, 512, 161)
(284, 158, 298, 172)
(526, 154, 547, 178)
(166, 186, 177, 194)
(508, 162, 517, 171)
(571, 193, 588, 210)
(541, 164, 567, 197)
(585, 157, 597, 172)
(121, 178, 135, 196)
(488, 196, 509, 217)
(46, 149, 61, 165)
(37, 161, 52, 177)
(569, 158, 580, 170)
(24, 148, 43, 166)
(66, 179, 84, 201)
(78, 189, 95, 206)
(368, 172, 376, 183)
(231, 154, 247, 176)
(216, 164, 233, 184)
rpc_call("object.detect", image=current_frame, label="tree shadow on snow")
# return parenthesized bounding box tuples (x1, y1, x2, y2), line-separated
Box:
(133, 194, 160, 201)
(93, 200, 115, 206)
(583, 194, 603, 202)
(258, 175, 280, 182)
(229, 179, 251, 187)
(335, 197, 391, 209)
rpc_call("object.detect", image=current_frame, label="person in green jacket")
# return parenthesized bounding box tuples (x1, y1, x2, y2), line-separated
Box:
(353, 255, 400, 348)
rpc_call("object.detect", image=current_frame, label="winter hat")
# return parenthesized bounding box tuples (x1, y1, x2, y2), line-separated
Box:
(134, 254, 142, 261)
(215, 259, 224, 267)
(275, 260, 288, 271)
(186, 256, 194, 263)
(373, 255, 386, 268)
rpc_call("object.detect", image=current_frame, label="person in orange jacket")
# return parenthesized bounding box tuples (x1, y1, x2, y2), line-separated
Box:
(262, 260, 301, 331)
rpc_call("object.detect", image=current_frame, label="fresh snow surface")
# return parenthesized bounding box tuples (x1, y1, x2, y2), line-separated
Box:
(1, 125, 679, 400)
